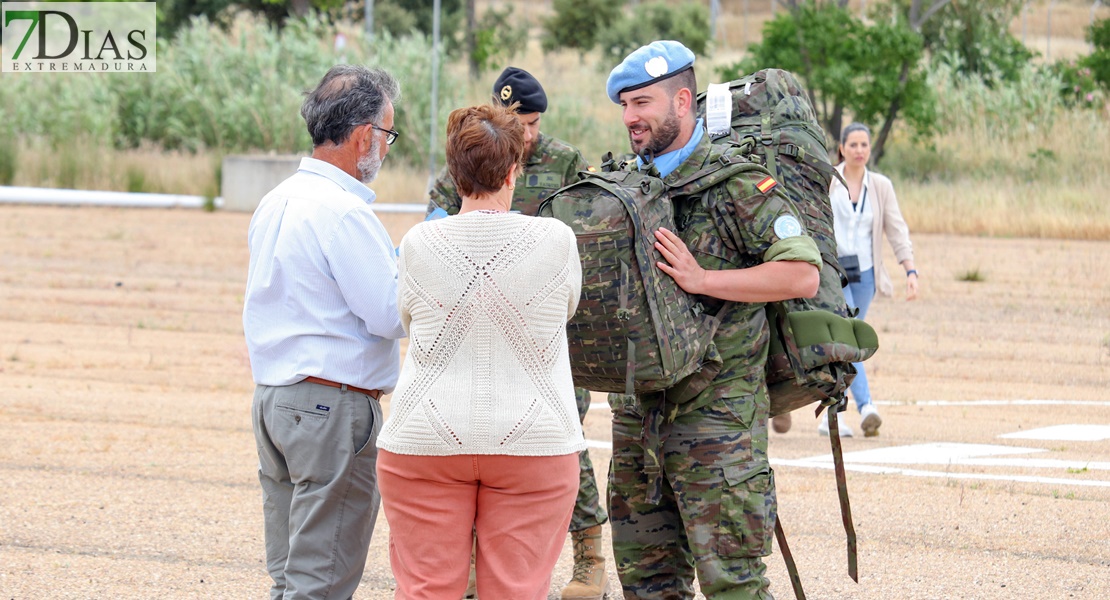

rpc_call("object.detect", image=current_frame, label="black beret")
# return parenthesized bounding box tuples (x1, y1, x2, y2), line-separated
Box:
(492, 67, 548, 114)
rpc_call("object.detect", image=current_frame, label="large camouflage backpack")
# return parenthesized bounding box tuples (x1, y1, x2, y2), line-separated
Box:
(697, 68, 878, 418)
(698, 68, 879, 597)
(537, 152, 762, 400)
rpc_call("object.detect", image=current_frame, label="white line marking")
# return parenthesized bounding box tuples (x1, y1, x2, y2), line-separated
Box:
(793, 442, 1110, 472)
(999, 424, 1110, 442)
(877, 400, 1110, 407)
(593, 399, 1110, 411)
(585, 439, 611, 450)
(832, 442, 1043, 462)
(771, 458, 1110, 488)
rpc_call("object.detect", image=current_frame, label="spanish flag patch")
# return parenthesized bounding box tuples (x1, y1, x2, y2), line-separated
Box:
(756, 176, 778, 194)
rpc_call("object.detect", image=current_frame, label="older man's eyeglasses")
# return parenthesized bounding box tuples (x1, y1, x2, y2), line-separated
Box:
(370, 124, 399, 146)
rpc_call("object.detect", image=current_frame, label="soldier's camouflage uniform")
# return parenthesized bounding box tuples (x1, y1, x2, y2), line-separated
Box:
(608, 134, 821, 599)
(427, 132, 608, 533)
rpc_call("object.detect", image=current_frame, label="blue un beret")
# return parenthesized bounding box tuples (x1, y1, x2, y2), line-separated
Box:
(605, 40, 696, 104)
(492, 67, 548, 114)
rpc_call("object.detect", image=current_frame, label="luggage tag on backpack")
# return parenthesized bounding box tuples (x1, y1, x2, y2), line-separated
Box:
(705, 83, 732, 138)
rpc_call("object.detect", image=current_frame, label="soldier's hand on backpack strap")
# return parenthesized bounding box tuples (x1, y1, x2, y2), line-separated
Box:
(653, 227, 706, 295)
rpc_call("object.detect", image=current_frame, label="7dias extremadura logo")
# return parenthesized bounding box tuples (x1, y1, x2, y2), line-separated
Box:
(2, 2, 156, 73)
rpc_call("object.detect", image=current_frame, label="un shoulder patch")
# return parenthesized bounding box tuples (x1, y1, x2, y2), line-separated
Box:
(773, 215, 803, 239)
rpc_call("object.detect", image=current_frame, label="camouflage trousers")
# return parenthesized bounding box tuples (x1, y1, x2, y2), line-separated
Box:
(570, 387, 609, 532)
(608, 390, 776, 599)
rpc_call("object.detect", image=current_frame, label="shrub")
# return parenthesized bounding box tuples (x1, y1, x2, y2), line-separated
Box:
(541, 0, 622, 56)
(1051, 60, 1105, 109)
(471, 5, 528, 75)
(1081, 18, 1110, 90)
(928, 55, 1064, 138)
(2, 14, 460, 170)
(596, 2, 711, 67)
(877, 0, 1032, 83)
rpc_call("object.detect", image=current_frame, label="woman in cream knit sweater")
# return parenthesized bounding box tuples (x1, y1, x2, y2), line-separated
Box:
(377, 103, 584, 599)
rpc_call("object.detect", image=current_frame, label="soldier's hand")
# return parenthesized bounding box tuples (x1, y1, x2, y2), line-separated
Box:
(654, 227, 706, 295)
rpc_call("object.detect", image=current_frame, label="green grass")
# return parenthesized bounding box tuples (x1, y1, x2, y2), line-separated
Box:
(958, 269, 986, 282)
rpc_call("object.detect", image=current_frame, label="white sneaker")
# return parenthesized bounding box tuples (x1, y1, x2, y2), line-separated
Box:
(817, 411, 854, 437)
(860, 403, 883, 437)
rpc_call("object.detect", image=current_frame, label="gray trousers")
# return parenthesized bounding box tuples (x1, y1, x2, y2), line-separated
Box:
(252, 380, 382, 600)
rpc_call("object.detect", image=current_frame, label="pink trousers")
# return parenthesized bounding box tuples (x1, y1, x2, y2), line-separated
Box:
(377, 450, 580, 600)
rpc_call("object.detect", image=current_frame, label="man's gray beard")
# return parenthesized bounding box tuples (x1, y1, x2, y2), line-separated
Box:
(357, 137, 383, 184)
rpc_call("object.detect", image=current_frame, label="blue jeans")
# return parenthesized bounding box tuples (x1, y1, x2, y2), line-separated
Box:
(842, 268, 875, 411)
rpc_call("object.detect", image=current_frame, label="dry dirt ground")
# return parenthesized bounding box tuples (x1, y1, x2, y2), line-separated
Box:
(1, 205, 1109, 600)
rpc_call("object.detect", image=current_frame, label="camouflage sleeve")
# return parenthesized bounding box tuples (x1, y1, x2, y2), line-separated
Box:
(722, 173, 817, 265)
(560, 147, 590, 188)
(764, 236, 821, 267)
(426, 166, 463, 216)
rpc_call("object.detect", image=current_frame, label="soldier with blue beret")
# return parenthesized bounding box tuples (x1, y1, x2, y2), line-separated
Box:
(605, 40, 696, 105)
(426, 67, 608, 600)
(603, 41, 823, 598)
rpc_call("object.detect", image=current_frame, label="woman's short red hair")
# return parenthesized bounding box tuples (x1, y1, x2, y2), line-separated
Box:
(445, 103, 525, 199)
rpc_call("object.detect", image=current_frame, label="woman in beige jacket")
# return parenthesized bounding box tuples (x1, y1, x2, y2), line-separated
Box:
(824, 122, 919, 438)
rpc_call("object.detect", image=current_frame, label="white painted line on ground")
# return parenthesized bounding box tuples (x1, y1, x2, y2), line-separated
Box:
(373, 203, 427, 213)
(795, 443, 1110, 472)
(771, 457, 1110, 488)
(0, 185, 218, 209)
(593, 400, 1110, 411)
(999, 424, 1110, 442)
(812, 442, 1043, 463)
(585, 439, 612, 450)
(877, 399, 1110, 407)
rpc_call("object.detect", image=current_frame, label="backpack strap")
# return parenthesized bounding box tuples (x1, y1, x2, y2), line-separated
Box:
(826, 405, 859, 583)
(665, 149, 765, 195)
(777, 141, 848, 189)
(775, 517, 807, 600)
(777, 405, 858, 600)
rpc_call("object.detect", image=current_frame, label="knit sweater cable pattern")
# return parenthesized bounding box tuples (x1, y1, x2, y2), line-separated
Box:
(378, 212, 586, 457)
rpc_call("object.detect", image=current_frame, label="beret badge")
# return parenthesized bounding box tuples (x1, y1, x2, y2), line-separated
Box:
(644, 56, 669, 78)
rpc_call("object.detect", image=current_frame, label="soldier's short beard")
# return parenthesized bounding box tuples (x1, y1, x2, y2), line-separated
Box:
(630, 104, 681, 158)
(357, 137, 383, 184)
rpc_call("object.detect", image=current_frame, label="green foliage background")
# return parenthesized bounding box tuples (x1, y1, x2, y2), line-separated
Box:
(596, 2, 711, 68)
(541, 0, 621, 55)
(0, 15, 460, 168)
(725, 1, 934, 154)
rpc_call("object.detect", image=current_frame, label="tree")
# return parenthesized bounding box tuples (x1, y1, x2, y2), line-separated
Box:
(469, 5, 528, 77)
(596, 2, 712, 67)
(731, 0, 943, 164)
(1082, 18, 1110, 90)
(879, 0, 1031, 83)
(541, 0, 622, 57)
(157, 0, 343, 38)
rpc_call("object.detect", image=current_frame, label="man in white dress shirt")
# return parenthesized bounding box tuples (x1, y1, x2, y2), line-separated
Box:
(243, 64, 406, 600)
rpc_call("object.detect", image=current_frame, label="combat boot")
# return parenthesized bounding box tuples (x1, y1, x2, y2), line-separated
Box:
(561, 525, 608, 600)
